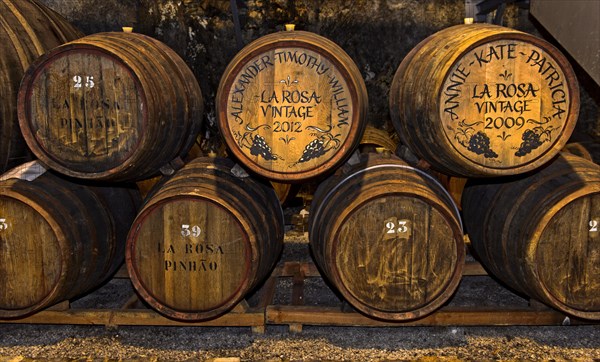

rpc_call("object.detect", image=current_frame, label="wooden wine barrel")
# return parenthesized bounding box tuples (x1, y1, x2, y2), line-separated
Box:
(216, 29, 368, 182)
(0, 161, 141, 318)
(462, 153, 600, 320)
(309, 154, 464, 321)
(126, 157, 284, 320)
(0, 0, 82, 173)
(390, 24, 579, 177)
(18, 32, 203, 182)
(563, 141, 600, 164)
(359, 125, 399, 154)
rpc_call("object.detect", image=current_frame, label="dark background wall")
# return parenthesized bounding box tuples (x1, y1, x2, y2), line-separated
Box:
(39, 0, 599, 144)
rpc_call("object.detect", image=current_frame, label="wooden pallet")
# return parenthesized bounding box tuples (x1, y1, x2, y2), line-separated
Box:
(0, 260, 592, 332)
(265, 261, 586, 332)
(0, 266, 268, 334)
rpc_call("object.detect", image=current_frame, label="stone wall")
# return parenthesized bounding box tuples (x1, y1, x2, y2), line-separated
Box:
(40, 0, 599, 142)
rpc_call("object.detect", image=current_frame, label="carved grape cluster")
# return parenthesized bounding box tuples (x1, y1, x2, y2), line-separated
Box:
(296, 138, 326, 164)
(250, 135, 278, 160)
(515, 129, 543, 156)
(467, 131, 498, 158)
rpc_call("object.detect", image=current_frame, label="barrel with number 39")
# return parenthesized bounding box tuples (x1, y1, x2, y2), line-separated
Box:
(126, 157, 284, 321)
(463, 153, 600, 320)
(309, 154, 464, 321)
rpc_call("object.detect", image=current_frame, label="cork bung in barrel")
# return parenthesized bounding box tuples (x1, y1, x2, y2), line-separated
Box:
(390, 24, 579, 177)
(216, 28, 368, 182)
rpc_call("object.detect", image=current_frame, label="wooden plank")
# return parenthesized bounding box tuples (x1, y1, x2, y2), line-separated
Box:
(266, 305, 574, 327)
(0, 308, 264, 327)
(463, 260, 487, 276)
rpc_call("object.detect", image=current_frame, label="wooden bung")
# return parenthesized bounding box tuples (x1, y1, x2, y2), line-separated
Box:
(216, 30, 368, 182)
(390, 24, 580, 177)
(463, 153, 600, 320)
(18, 32, 203, 182)
(309, 154, 464, 321)
(126, 157, 284, 321)
(0, 0, 82, 173)
(0, 161, 140, 318)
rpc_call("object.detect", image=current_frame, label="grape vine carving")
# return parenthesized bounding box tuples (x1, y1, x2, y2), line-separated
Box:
(515, 126, 554, 157)
(234, 124, 283, 161)
(292, 125, 341, 166)
(454, 120, 498, 158)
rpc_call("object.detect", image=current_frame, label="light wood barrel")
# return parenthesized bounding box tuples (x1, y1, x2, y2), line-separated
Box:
(216, 30, 368, 182)
(0, 161, 141, 318)
(309, 154, 464, 321)
(18, 32, 203, 182)
(390, 24, 579, 177)
(126, 157, 284, 320)
(359, 125, 399, 153)
(0, 0, 82, 173)
(463, 153, 600, 320)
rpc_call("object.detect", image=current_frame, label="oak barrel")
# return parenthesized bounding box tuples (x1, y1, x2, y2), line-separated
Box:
(18, 32, 203, 182)
(126, 157, 284, 320)
(390, 24, 579, 177)
(309, 154, 464, 321)
(563, 141, 600, 164)
(359, 125, 399, 154)
(216, 29, 368, 182)
(0, 0, 82, 173)
(462, 153, 600, 319)
(0, 161, 141, 318)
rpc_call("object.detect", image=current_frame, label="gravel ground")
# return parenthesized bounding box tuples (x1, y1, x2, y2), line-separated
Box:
(1, 323, 599, 361)
(1, 233, 599, 361)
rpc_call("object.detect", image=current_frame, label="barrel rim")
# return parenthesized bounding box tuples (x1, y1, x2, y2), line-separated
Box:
(126, 194, 253, 321)
(216, 30, 367, 182)
(17, 42, 150, 179)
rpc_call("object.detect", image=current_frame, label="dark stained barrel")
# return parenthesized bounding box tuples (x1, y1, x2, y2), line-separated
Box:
(563, 141, 600, 164)
(126, 157, 284, 321)
(0, 0, 82, 173)
(462, 153, 600, 320)
(216, 29, 368, 182)
(390, 24, 579, 177)
(309, 154, 464, 321)
(0, 161, 141, 318)
(18, 32, 203, 182)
